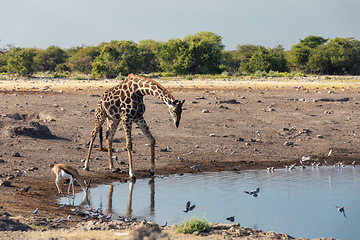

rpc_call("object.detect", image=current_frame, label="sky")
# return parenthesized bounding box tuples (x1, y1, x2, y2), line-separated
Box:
(1, 0, 359, 51)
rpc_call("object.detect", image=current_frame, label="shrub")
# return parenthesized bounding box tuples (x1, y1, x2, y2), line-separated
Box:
(174, 216, 211, 234)
(72, 74, 88, 80)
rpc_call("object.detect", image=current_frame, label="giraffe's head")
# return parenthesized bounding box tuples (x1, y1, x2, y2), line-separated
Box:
(168, 99, 185, 128)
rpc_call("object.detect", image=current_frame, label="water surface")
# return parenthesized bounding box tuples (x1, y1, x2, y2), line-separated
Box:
(60, 166, 360, 239)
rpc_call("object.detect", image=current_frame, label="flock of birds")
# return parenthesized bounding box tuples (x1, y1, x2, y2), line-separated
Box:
(185, 149, 355, 222)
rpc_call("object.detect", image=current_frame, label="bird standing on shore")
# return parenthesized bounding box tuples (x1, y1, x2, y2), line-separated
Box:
(55, 217, 64, 223)
(190, 164, 200, 171)
(59, 204, 65, 210)
(32, 208, 38, 215)
(328, 149, 332, 157)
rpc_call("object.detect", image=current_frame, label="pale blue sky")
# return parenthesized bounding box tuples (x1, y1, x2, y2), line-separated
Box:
(1, 0, 359, 50)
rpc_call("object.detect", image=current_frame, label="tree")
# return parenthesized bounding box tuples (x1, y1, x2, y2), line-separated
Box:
(223, 44, 264, 73)
(138, 39, 162, 73)
(92, 40, 142, 78)
(242, 45, 288, 74)
(34, 45, 66, 72)
(307, 38, 359, 75)
(287, 36, 328, 72)
(7, 47, 37, 76)
(158, 31, 224, 74)
(67, 46, 100, 73)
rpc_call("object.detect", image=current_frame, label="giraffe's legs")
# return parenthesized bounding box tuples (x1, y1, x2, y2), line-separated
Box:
(122, 119, 135, 179)
(136, 117, 156, 176)
(84, 128, 98, 171)
(105, 119, 120, 171)
(84, 111, 106, 171)
(97, 126, 106, 151)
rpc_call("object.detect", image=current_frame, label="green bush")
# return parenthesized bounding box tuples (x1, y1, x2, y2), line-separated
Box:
(174, 216, 211, 234)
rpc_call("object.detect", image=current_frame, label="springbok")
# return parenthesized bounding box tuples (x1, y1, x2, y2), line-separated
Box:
(52, 164, 90, 196)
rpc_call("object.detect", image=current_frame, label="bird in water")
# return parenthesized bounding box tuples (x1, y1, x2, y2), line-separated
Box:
(184, 201, 196, 213)
(335, 205, 347, 218)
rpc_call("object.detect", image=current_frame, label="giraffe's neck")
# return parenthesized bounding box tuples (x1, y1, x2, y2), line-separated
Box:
(128, 74, 175, 104)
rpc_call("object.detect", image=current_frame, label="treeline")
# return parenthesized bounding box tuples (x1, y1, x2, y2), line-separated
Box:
(1, 32, 360, 78)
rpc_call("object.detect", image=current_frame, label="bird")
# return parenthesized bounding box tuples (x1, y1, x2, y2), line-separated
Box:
(226, 216, 235, 222)
(328, 149, 332, 157)
(245, 187, 260, 197)
(55, 217, 64, 223)
(350, 130, 356, 136)
(21, 186, 30, 192)
(111, 155, 119, 162)
(215, 148, 219, 153)
(335, 206, 347, 218)
(302, 156, 312, 161)
(67, 214, 72, 221)
(178, 156, 184, 160)
(352, 161, 356, 167)
(82, 215, 89, 221)
(32, 208, 38, 215)
(267, 167, 274, 172)
(15, 169, 26, 177)
(184, 201, 196, 213)
(71, 206, 80, 215)
(59, 204, 65, 210)
(324, 159, 328, 165)
(299, 165, 306, 170)
(190, 164, 200, 171)
(161, 222, 168, 227)
(235, 165, 241, 171)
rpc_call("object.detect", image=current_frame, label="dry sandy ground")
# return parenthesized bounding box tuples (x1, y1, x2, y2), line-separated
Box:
(0, 76, 359, 239)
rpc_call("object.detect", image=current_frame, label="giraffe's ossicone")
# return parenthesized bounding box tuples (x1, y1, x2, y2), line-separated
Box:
(84, 74, 185, 179)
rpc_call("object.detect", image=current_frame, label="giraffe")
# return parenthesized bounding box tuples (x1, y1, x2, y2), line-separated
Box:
(84, 74, 185, 179)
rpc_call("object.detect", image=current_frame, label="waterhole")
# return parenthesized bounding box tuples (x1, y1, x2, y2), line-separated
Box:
(59, 166, 359, 239)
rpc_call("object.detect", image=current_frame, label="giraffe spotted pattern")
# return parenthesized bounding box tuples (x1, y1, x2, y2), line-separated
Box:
(84, 74, 185, 179)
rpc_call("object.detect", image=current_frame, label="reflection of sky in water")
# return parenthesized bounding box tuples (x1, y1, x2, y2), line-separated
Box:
(60, 166, 360, 240)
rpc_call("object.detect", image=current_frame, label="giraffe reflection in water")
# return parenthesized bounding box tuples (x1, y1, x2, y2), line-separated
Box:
(84, 178, 156, 220)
